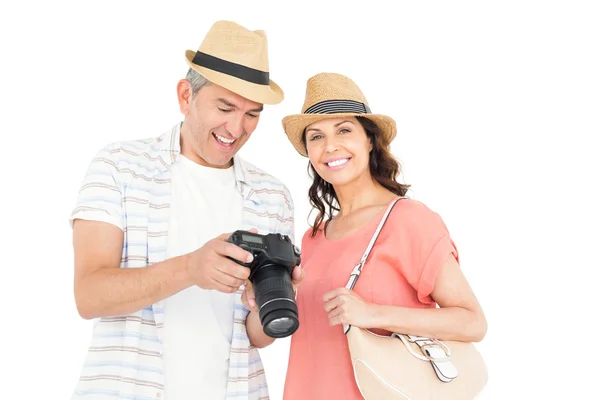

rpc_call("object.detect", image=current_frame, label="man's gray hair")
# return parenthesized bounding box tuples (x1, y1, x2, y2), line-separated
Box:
(185, 68, 211, 97)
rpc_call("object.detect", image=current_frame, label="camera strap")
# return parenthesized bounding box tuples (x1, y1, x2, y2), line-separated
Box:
(343, 196, 404, 333)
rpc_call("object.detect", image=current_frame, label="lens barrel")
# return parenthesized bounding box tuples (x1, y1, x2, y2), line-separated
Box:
(252, 263, 299, 338)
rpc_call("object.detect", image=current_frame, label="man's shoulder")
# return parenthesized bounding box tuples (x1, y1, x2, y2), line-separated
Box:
(88, 126, 177, 187)
(100, 135, 165, 161)
(237, 157, 290, 191)
(236, 157, 294, 210)
(93, 125, 178, 171)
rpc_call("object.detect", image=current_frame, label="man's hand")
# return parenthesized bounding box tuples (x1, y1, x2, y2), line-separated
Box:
(186, 232, 254, 294)
(242, 264, 305, 313)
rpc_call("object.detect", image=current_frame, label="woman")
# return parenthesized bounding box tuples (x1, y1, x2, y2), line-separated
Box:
(281, 73, 487, 399)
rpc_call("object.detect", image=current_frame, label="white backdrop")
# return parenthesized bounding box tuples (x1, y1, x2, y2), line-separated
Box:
(1, 1, 599, 399)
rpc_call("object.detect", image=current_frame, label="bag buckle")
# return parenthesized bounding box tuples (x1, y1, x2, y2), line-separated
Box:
(400, 335, 460, 382)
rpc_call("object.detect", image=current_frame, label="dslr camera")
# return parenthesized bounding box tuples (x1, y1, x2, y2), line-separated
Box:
(227, 230, 301, 338)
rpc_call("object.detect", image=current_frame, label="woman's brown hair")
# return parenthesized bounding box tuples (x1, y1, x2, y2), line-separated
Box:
(304, 116, 410, 237)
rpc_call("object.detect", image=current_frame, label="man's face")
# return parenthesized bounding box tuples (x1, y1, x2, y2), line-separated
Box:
(178, 82, 264, 168)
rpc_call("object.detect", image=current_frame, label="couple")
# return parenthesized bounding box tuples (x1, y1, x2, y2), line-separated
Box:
(69, 21, 487, 400)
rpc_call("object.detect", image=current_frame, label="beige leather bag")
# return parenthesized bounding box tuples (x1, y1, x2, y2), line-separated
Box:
(343, 198, 488, 400)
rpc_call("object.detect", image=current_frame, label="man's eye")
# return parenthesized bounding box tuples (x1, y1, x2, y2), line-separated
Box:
(218, 108, 232, 113)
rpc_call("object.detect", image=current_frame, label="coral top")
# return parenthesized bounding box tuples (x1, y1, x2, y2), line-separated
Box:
(283, 199, 459, 400)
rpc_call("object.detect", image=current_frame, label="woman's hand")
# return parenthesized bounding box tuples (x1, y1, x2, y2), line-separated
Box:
(323, 287, 375, 328)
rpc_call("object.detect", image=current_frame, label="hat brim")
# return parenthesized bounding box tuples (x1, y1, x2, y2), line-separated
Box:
(282, 113, 397, 157)
(185, 50, 284, 105)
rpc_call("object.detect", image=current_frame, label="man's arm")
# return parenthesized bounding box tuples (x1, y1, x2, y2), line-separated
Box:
(73, 220, 256, 319)
(73, 219, 192, 319)
(245, 310, 276, 348)
(71, 145, 188, 319)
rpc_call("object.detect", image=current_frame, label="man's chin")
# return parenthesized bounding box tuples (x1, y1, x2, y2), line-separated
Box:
(205, 155, 235, 169)
(183, 152, 234, 169)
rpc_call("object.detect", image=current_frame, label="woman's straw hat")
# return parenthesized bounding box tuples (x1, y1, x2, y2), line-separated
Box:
(282, 73, 396, 157)
(185, 21, 283, 105)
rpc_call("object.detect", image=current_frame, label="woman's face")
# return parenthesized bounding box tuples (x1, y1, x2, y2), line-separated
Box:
(304, 117, 372, 187)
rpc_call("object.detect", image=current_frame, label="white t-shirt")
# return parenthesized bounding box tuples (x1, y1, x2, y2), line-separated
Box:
(162, 155, 243, 400)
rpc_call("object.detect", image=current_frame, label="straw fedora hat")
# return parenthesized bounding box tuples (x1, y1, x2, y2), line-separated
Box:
(282, 73, 396, 157)
(185, 21, 283, 105)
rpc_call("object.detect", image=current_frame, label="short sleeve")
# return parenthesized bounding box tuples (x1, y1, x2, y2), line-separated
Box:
(69, 146, 124, 230)
(385, 200, 459, 305)
(417, 234, 458, 304)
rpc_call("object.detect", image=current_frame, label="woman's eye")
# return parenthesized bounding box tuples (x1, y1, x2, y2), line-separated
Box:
(310, 135, 323, 141)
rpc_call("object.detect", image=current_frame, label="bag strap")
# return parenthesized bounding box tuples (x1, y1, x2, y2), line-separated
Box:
(344, 197, 404, 291)
(342, 197, 403, 334)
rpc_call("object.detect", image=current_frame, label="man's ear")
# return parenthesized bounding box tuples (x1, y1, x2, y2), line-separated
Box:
(176, 79, 192, 115)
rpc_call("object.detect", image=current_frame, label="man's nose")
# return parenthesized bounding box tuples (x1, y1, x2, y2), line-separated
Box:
(226, 115, 246, 138)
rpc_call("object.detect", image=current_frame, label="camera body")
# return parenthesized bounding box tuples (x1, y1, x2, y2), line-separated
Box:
(227, 230, 301, 338)
(228, 230, 301, 278)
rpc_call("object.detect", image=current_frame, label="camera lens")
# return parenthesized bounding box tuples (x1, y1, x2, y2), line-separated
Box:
(252, 264, 299, 338)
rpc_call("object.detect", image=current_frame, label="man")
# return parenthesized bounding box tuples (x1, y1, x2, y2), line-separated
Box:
(69, 20, 302, 400)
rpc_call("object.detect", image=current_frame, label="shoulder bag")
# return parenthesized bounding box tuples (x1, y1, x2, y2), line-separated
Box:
(343, 197, 488, 399)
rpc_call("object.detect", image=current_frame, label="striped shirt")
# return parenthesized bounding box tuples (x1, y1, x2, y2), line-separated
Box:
(69, 123, 295, 400)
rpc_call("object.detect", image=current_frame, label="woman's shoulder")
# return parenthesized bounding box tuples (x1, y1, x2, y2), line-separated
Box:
(387, 197, 449, 235)
(299, 224, 324, 246)
(391, 197, 439, 217)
